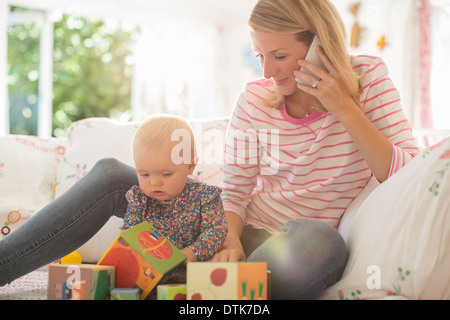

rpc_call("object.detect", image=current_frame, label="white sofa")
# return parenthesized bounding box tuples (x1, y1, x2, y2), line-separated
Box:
(0, 117, 449, 300)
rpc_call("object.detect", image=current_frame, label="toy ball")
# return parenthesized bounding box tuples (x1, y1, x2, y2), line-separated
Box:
(61, 251, 82, 264)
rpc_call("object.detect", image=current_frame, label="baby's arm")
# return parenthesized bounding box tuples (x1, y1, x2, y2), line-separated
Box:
(185, 192, 228, 262)
(181, 248, 197, 263)
(121, 186, 146, 231)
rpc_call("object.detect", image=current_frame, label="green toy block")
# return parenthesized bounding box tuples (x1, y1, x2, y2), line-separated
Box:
(111, 288, 141, 300)
(157, 284, 187, 300)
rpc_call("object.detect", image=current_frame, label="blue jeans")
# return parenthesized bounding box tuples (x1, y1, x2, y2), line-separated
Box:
(242, 220, 348, 300)
(0, 158, 137, 286)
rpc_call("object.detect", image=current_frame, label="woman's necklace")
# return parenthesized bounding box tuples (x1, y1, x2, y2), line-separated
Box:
(295, 92, 310, 117)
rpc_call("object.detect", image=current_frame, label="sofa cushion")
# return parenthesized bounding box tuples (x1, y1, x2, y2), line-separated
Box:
(321, 137, 450, 300)
(54, 117, 228, 263)
(0, 135, 67, 240)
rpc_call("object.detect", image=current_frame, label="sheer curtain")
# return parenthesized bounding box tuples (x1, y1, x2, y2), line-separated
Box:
(130, 20, 255, 123)
(402, 0, 450, 130)
(430, 0, 450, 130)
(130, 23, 234, 122)
(131, 24, 211, 120)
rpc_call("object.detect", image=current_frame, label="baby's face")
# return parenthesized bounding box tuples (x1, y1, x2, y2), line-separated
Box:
(134, 146, 195, 201)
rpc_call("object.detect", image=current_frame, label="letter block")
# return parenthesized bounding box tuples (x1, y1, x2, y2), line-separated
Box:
(186, 262, 268, 300)
(47, 264, 115, 300)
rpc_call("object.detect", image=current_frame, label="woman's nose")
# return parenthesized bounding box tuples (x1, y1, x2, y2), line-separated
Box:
(263, 60, 276, 79)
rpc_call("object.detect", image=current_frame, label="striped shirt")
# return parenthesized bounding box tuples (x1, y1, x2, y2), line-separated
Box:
(221, 55, 419, 234)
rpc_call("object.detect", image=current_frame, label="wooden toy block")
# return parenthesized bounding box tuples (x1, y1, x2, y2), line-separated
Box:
(47, 264, 115, 300)
(98, 221, 186, 300)
(157, 284, 187, 300)
(186, 262, 268, 300)
(111, 288, 141, 300)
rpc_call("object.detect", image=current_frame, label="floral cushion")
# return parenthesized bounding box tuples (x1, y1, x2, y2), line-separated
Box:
(321, 137, 450, 300)
(0, 135, 67, 239)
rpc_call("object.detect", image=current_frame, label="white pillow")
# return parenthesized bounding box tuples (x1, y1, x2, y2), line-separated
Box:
(0, 135, 67, 239)
(321, 137, 450, 300)
(54, 118, 138, 199)
(54, 117, 228, 263)
(338, 176, 380, 243)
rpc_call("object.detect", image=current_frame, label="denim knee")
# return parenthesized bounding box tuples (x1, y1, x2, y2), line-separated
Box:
(247, 219, 348, 300)
(92, 158, 135, 184)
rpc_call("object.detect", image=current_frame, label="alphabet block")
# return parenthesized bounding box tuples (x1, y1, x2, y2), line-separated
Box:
(47, 264, 115, 300)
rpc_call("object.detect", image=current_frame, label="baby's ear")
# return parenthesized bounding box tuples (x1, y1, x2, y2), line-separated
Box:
(188, 156, 198, 174)
(193, 155, 199, 165)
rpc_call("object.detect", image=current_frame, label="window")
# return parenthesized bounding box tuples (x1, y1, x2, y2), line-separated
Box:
(7, 8, 42, 135)
(7, 7, 137, 137)
(1, 2, 258, 137)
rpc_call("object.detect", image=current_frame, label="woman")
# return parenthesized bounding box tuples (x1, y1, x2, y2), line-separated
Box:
(0, 0, 418, 300)
(212, 0, 418, 299)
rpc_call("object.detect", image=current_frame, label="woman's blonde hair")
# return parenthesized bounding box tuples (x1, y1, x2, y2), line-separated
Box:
(133, 114, 197, 163)
(248, 0, 362, 108)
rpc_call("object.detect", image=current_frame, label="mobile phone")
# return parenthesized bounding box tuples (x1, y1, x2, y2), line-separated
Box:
(297, 35, 325, 86)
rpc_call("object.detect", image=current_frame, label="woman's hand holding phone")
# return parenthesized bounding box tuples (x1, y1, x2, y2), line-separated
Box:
(295, 37, 357, 119)
(295, 36, 326, 86)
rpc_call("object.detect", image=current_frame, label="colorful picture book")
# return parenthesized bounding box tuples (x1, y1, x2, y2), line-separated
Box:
(98, 221, 186, 299)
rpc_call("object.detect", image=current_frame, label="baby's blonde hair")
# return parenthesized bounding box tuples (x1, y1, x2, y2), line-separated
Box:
(248, 0, 362, 108)
(133, 114, 197, 164)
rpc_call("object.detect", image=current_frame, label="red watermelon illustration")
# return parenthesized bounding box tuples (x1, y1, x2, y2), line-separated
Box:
(99, 247, 139, 288)
(138, 231, 173, 259)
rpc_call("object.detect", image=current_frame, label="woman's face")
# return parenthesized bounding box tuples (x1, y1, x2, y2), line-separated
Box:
(250, 29, 309, 97)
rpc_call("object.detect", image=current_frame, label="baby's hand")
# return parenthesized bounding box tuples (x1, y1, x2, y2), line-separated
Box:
(181, 248, 197, 265)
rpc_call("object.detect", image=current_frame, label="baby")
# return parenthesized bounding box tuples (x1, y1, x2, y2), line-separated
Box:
(122, 114, 227, 266)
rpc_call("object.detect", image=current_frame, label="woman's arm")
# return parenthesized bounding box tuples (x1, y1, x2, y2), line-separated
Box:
(295, 47, 417, 182)
(327, 95, 394, 182)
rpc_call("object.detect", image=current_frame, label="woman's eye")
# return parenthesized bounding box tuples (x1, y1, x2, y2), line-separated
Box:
(275, 55, 286, 60)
